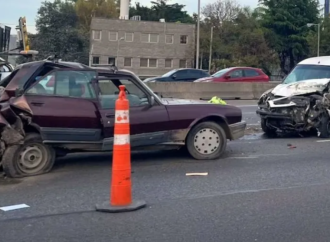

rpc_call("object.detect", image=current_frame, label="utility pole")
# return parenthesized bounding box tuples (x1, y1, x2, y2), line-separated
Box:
(196, 0, 200, 69)
(208, 26, 214, 74)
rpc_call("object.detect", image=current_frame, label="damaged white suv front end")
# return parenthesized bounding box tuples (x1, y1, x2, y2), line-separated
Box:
(257, 57, 330, 137)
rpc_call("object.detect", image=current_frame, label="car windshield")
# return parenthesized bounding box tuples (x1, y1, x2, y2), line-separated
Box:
(162, 69, 177, 77)
(283, 64, 330, 84)
(211, 68, 232, 77)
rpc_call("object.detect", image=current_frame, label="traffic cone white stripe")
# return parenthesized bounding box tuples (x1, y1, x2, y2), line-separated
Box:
(114, 134, 130, 145)
(115, 110, 129, 123)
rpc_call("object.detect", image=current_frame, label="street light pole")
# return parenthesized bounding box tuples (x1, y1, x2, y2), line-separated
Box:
(116, 37, 124, 66)
(208, 26, 214, 74)
(317, 23, 320, 57)
(307, 23, 320, 57)
(196, 0, 200, 69)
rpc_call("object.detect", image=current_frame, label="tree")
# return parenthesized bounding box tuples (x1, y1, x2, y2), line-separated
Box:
(130, 0, 194, 23)
(31, 0, 89, 64)
(259, 0, 319, 74)
(75, 0, 118, 33)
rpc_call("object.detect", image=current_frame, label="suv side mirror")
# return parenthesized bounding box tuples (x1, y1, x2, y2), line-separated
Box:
(149, 95, 155, 106)
(224, 75, 230, 79)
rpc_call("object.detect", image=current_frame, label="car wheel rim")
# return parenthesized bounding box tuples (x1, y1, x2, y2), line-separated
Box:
(194, 128, 220, 155)
(18, 144, 48, 174)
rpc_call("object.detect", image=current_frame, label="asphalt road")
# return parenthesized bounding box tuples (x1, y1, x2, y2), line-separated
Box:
(3, 102, 330, 242)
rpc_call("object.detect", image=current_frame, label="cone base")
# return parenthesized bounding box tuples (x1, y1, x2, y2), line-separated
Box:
(95, 200, 146, 213)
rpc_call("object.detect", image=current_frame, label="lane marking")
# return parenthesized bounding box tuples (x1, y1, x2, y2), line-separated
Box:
(0, 204, 30, 212)
(316, 140, 330, 142)
(243, 112, 258, 114)
(236, 105, 258, 107)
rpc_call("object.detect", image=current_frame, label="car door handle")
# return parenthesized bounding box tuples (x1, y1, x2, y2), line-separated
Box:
(105, 114, 115, 118)
(31, 101, 44, 106)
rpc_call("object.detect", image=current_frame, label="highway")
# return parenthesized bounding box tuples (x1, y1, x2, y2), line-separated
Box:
(2, 101, 330, 242)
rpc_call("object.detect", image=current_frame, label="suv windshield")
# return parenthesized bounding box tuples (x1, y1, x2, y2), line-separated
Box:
(212, 68, 233, 77)
(283, 64, 330, 84)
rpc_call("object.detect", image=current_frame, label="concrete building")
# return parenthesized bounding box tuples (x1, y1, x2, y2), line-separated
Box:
(89, 18, 196, 77)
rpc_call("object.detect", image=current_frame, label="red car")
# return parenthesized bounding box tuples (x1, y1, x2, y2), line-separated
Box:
(194, 67, 269, 82)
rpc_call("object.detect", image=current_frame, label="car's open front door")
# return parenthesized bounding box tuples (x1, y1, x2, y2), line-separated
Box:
(93, 74, 171, 150)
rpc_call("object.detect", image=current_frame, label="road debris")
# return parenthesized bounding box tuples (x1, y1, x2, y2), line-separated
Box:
(0, 203, 30, 211)
(186, 172, 208, 176)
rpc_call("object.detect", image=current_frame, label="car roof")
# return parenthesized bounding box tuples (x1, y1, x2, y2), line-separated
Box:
(174, 68, 206, 72)
(17, 60, 92, 69)
(298, 56, 330, 66)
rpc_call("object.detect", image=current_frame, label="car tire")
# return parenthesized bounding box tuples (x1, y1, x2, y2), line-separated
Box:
(261, 118, 277, 137)
(186, 121, 227, 160)
(2, 133, 55, 178)
(318, 115, 330, 138)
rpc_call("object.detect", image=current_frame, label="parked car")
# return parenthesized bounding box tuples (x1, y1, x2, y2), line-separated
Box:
(194, 67, 269, 82)
(257, 56, 330, 137)
(143, 68, 209, 82)
(0, 59, 246, 178)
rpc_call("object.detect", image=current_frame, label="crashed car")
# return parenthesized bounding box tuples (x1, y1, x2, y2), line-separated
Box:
(0, 58, 246, 178)
(257, 56, 330, 137)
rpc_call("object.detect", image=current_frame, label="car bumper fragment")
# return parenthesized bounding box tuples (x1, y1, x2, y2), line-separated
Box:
(229, 121, 247, 140)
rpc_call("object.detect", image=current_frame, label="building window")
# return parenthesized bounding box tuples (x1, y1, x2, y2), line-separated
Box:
(165, 34, 173, 44)
(141, 33, 159, 43)
(124, 57, 132, 67)
(109, 31, 118, 41)
(108, 57, 116, 65)
(179, 59, 186, 68)
(180, 35, 187, 44)
(140, 58, 158, 68)
(125, 32, 134, 42)
(92, 56, 100, 65)
(165, 59, 172, 68)
(93, 30, 101, 40)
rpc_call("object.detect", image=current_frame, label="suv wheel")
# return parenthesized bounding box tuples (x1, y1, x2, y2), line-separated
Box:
(186, 121, 227, 160)
(261, 118, 277, 137)
(2, 133, 55, 178)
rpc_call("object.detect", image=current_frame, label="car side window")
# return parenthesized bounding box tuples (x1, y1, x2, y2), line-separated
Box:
(98, 77, 149, 109)
(244, 69, 259, 77)
(175, 70, 188, 79)
(26, 70, 97, 98)
(229, 70, 243, 78)
(198, 70, 208, 77)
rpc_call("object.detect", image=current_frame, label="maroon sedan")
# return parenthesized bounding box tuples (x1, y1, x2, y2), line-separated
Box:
(0, 59, 246, 178)
(195, 67, 269, 82)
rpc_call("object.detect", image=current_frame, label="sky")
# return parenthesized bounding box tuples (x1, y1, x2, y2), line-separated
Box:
(0, 0, 259, 34)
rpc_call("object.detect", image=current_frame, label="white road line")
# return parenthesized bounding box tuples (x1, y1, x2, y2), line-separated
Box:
(243, 112, 257, 114)
(236, 105, 258, 107)
(0, 204, 30, 211)
(316, 139, 330, 142)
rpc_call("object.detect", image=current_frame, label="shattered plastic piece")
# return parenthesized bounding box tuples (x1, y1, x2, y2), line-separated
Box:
(1, 126, 24, 145)
(186, 172, 208, 176)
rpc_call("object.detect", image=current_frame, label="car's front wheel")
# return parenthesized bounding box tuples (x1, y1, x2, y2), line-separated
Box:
(186, 121, 227, 160)
(2, 133, 55, 178)
(261, 118, 277, 137)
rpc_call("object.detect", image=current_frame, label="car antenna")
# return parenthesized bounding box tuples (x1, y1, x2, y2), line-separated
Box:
(45, 54, 60, 63)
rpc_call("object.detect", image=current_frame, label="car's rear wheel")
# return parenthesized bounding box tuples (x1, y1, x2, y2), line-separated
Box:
(2, 133, 55, 178)
(186, 121, 227, 160)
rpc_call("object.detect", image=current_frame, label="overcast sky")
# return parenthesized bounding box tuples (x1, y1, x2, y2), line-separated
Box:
(1, 0, 259, 34)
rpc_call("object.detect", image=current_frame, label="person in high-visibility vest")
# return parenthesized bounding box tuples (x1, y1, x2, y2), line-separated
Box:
(208, 96, 227, 105)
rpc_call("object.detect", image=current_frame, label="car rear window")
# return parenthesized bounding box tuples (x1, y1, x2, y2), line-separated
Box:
(0, 69, 19, 87)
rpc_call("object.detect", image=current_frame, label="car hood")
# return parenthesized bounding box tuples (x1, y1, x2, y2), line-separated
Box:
(144, 76, 162, 82)
(194, 77, 213, 82)
(162, 97, 208, 105)
(270, 79, 330, 97)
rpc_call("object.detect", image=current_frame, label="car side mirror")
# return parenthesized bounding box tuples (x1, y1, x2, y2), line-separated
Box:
(149, 95, 155, 106)
(15, 88, 24, 97)
(224, 75, 230, 79)
(172, 74, 176, 79)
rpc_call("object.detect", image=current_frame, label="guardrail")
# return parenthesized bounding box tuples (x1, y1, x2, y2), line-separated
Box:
(145, 82, 281, 100)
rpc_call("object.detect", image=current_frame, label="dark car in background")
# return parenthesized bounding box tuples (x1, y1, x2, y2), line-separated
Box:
(144, 68, 210, 82)
(194, 67, 269, 83)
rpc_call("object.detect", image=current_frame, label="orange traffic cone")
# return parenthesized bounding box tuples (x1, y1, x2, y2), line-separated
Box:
(96, 85, 146, 213)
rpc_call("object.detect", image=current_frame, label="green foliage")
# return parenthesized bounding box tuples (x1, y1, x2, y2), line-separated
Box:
(130, 0, 194, 23)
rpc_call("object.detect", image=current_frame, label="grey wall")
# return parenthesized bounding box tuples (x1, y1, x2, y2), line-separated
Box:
(90, 18, 195, 77)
